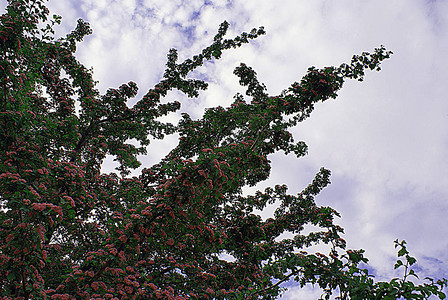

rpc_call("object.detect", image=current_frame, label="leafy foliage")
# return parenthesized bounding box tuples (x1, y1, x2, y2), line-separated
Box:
(0, 0, 446, 299)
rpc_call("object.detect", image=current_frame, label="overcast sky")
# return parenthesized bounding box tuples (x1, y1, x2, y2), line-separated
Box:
(4, 0, 448, 298)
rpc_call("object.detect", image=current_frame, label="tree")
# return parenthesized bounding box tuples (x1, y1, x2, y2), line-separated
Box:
(0, 0, 446, 299)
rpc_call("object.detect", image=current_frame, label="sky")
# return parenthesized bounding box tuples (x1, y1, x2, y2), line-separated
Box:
(3, 0, 448, 298)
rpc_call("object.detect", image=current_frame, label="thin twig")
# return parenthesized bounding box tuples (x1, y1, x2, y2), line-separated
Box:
(251, 270, 300, 296)
(249, 122, 271, 152)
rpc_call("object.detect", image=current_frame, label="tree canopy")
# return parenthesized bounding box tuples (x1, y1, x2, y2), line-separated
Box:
(0, 0, 446, 299)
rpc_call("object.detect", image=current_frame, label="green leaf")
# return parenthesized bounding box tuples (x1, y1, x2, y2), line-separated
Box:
(407, 255, 417, 266)
(7, 272, 15, 281)
(408, 269, 419, 279)
(394, 260, 403, 269)
(397, 247, 407, 257)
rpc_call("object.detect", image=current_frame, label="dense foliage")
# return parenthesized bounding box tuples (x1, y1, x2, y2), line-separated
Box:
(0, 0, 446, 299)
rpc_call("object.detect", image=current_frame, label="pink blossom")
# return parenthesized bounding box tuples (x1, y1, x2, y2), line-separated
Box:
(32, 203, 46, 211)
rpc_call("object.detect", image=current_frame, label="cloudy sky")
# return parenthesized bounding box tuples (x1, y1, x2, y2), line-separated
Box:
(4, 0, 448, 298)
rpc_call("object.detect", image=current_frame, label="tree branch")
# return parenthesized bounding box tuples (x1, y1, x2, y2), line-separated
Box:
(249, 121, 271, 152)
(251, 270, 300, 296)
